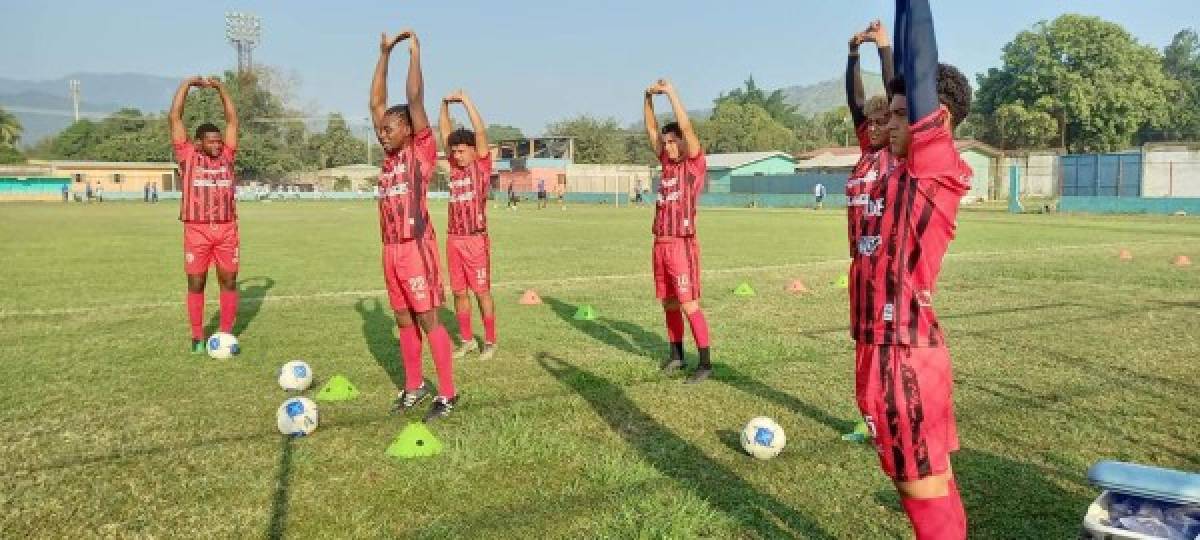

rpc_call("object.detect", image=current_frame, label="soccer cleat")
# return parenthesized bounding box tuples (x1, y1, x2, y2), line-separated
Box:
(478, 343, 498, 361)
(661, 357, 684, 375)
(191, 339, 205, 354)
(390, 385, 430, 414)
(685, 366, 713, 384)
(452, 339, 479, 359)
(423, 395, 459, 422)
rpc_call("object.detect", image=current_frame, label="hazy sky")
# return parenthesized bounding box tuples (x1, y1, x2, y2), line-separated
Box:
(2, 0, 1197, 132)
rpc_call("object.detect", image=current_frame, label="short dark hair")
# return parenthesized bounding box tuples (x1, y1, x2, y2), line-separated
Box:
(447, 128, 475, 148)
(195, 123, 221, 139)
(661, 122, 683, 138)
(937, 63, 972, 129)
(886, 65, 972, 129)
(384, 104, 412, 125)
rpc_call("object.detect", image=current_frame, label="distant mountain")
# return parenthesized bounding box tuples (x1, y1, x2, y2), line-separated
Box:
(779, 70, 886, 116)
(0, 73, 180, 146)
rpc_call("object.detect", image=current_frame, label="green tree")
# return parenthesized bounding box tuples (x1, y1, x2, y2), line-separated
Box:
(697, 102, 798, 154)
(486, 124, 524, 142)
(545, 115, 627, 164)
(0, 106, 23, 148)
(310, 113, 366, 169)
(1156, 28, 1200, 141)
(332, 176, 352, 191)
(715, 75, 799, 127)
(974, 14, 1177, 152)
(992, 103, 1059, 149)
(0, 145, 23, 164)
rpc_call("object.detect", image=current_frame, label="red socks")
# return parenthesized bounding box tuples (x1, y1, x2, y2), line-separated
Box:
(456, 312, 473, 342)
(218, 290, 238, 333)
(686, 310, 711, 348)
(664, 308, 685, 343)
(483, 315, 497, 345)
(900, 480, 967, 540)
(427, 326, 456, 398)
(398, 325, 424, 391)
(187, 292, 204, 339)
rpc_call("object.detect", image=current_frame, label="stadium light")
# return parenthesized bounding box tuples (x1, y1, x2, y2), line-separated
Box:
(225, 11, 262, 74)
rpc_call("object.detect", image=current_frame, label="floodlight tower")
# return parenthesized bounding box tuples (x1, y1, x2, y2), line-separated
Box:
(225, 11, 262, 74)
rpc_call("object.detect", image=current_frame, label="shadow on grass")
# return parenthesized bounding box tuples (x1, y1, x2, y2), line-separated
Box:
(796, 301, 1081, 339)
(543, 296, 664, 361)
(716, 365, 855, 434)
(266, 435, 295, 540)
(206, 276, 276, 336)
(354, 298, 406, 391)
(538, 352, 834, 539)
(873, 447, 1092, 539)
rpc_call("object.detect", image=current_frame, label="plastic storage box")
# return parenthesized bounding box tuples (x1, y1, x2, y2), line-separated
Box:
(1082, 461, 1200, 540)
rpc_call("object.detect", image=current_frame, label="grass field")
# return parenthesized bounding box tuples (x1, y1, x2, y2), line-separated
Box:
(1, 200, 1198, 539)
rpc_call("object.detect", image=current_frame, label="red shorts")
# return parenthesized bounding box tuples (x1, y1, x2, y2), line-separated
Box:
(446, 234, 491, 294)
(652, 236, 701, 302)
(855, 343, 960, 482)
(183, 222, 240, 275)
(382, 236, 445, 313)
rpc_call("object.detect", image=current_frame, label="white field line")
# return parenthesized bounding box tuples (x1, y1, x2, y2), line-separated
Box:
(0, 239, 1188, 318)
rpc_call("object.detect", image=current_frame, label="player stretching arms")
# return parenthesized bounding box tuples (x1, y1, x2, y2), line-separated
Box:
(168, 76, 241, 354)
(850, 1, 974, 537)
(438, 89, 499, 362)
(370, 28, 459, 421)
(643, 79, 713, 384)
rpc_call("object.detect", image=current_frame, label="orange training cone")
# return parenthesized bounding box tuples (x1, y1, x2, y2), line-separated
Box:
(787, 279, 811, 294)
(1118, 249, 1133, 261)
(519, 289, 543, 305)
(1173, 255, 1192, 267)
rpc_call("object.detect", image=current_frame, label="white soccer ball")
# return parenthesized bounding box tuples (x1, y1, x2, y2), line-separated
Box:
(277, 360, 313, 392)
(277, 397, 319, 436)
(740, 416, 787, 460)
(207, 332, 240, 359)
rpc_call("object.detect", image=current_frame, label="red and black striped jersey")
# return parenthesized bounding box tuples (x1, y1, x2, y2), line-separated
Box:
(378, 127, 437, 244)
(446, 153, 492, 236)
(653, 151, 706, 237)
(850, 109, 971, 346)
(847, 123, 897, 259)
(175, 141, 237, 223)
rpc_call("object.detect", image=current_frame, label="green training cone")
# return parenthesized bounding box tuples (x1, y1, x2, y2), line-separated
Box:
(733, 282, 756, 296)
(840, 420, 870, 443)
(835, 275, 849, 289)
(386, 422, 444, 459)
(573, 304, 597, 321)
(315, 374, 361, 402)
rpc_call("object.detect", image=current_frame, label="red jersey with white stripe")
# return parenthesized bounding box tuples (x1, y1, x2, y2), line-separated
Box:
(850, 109, 971, 346)
(846, 124, 895, 258)
(174, 141, 237, 223)
(446, 152, 492, 236)
(653, 151, 706, 237)
(377, 127, 437, 244)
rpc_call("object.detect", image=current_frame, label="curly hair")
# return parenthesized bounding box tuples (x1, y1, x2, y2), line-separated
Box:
(864, 95, 890, 119)
(936, 63, 972, 128)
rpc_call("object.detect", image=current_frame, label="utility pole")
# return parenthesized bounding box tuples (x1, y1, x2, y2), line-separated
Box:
(69, 79, 80, 122)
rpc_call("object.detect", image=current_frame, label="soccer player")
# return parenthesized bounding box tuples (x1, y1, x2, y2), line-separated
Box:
(846, 19, 897, 337)
(643, 79, 713, 384)
(370, 28, 459, 421)
(438, 89, 498, 362)
(850, 1, 973, 537)
(537, 178, 548, 209)
(168, 76, 241, 354)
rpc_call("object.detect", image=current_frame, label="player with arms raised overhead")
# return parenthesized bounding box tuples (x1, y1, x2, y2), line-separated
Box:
(643, 79, 713, 384)
(370, 28, 459, 422)
(438, 89, 499, 362)
(168, 76, 241, 354)
(850, 1, 974, 537)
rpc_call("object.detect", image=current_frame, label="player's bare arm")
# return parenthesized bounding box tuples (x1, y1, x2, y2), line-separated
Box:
(659, 80, 701, 159)
(643, 82, 662, 155)
(370, 31, 405, 131)
(169, 76, 206, 144)
(208, 78, 238, 149)
(401, 30, 429, 133)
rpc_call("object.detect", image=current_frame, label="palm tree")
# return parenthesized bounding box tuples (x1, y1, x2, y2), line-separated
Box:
(0, 106, 22, 148)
